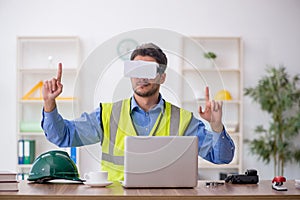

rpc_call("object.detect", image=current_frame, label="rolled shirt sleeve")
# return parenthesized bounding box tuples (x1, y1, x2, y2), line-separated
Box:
(184, 117, 235, 164)
(41, 107, 102, 147)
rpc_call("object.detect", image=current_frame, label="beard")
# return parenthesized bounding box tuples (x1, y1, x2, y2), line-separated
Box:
(133, 83, 160, 97)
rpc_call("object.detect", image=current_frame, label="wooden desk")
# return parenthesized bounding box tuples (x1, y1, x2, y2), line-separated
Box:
(0, 180, 299, 200)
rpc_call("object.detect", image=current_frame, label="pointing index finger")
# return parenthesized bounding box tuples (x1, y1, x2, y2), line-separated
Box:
(205, 86, 210, 102)
(57, 63, 62, 82)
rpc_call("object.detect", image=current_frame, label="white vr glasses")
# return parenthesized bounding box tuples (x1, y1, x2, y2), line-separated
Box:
(124, 60, 166, 79)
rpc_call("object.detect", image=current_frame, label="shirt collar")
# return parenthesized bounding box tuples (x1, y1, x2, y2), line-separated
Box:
(131, 94, 165, 113)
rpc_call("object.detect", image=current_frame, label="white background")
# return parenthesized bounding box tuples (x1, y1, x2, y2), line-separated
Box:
(0, 0, 299, 180)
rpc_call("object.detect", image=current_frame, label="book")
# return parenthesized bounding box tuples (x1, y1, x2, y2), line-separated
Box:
(0, 181, 19, 191)
(0, 171, 17, 182)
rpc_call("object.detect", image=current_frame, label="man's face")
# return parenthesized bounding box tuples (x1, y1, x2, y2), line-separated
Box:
(131, 55, 165, 97)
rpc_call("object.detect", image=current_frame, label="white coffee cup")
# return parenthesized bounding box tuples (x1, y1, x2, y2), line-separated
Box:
(84, 171, 108, 183)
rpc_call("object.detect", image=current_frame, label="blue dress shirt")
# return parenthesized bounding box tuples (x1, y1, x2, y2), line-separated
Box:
(42, 95, 235, 164)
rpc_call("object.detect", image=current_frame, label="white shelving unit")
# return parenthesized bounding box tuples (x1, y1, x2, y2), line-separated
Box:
(180, 37, 243, 178)
(16, 36, 81, 179)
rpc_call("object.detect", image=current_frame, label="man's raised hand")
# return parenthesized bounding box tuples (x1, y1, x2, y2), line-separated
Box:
(42, 63, 63, 112)
(198, 86, 223, 133)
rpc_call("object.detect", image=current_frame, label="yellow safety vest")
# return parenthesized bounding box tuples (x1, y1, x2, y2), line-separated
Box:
(100, 98, 193, 181)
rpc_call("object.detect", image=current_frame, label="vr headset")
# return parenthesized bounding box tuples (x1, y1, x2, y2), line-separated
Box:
(124, 60, 166, 79)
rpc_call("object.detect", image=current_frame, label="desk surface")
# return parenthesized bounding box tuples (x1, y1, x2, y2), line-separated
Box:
(0, 180, 300, 200)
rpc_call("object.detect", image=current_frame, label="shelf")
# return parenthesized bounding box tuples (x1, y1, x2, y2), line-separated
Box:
(181, 36, 243, 174)
(18, 36, 79, 40)
(182, 100, 241, 104)
(19, 99, 76, 104)
(18, 132, 44, 136)
(182, 68, 240, 72)
(19, 68, 77, 74)
(17, 164, 33, 169)
(16, 36, 81, 179)
(198, 163, 240, 169)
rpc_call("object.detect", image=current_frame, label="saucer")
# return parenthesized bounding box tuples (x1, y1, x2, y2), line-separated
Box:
(84, 181, 112, 187)
(48, 180, 83, 184)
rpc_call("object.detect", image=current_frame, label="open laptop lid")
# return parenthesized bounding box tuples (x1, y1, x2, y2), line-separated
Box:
(123, 136, 198, 188)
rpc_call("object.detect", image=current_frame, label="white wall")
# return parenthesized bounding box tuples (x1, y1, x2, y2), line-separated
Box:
(0, 0, 299, 179)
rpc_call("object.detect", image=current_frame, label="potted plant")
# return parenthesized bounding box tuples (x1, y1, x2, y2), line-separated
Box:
(203, 51, 217, 68)
(203, 51, 217, 59)
(244, 66, 300, 176)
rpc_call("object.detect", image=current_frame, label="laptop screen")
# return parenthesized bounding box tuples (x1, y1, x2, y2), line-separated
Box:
(123, 136, 198, 188)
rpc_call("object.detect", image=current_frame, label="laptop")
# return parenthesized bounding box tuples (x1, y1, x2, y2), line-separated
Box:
(122, 136, 198, 188)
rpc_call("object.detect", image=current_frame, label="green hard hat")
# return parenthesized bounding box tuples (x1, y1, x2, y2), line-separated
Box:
(28, 150, 83, 183)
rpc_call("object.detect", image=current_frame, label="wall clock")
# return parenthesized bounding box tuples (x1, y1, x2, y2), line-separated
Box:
(117, 38, 139, 61)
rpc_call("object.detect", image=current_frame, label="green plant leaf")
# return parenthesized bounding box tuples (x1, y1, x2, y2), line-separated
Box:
(203, 52, 217, 59)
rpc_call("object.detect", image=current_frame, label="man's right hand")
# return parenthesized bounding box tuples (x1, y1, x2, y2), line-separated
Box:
(42, 63, 63, 112)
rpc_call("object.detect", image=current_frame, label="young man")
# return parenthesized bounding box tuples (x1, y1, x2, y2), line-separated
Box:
(42, 43, 235, 181)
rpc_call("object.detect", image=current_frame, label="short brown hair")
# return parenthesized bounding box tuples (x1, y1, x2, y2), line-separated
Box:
(130, 43, 167, 73)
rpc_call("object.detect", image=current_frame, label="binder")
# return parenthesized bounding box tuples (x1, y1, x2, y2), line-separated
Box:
(70, 147, 77, 164)
(18, 140, 24, 164)
(23, 140, 35, 164)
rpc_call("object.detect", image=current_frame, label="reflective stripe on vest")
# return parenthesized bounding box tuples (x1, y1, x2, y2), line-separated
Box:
(100, 98, 192, 181)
